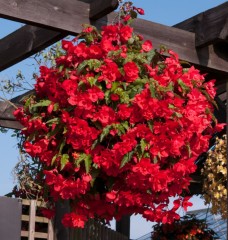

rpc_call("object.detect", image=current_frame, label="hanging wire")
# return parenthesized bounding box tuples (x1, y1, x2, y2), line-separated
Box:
(112, 0, 125, 25)
(204, 200, 211, 223)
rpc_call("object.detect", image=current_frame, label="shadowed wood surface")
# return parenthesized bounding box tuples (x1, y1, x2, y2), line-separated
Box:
(0, 0, 90, 35)
(1, 12, 228, 73)
(0, 25, 66, 71)
(0, 0, 119, 71)
(90, 0, 118, 20)
(0, 0, 118, 34)
(174, 2, 228, 47)
(130, 17, 228, 74)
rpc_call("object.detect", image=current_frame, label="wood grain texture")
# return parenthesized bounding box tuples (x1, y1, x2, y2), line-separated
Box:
(90, 0, 118, 20)
(47, 220, 54, 240)
(0, 101, 18, 120)
(0, 0, 119, 71)
(28, 200, 36, 240)
(2, 10, 227, 74)
(0, 0, 90, 35)
(132, 17, 228, 75)
(93, 12, 228, 74)
(0, 0, 117, 33)
(0, 25, 66, 71)
(0, 119, 22, 129)
(174, 2, 228, 47)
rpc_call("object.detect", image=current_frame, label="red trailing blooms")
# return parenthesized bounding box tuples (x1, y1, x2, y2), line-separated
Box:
(14, 3, 223, 229)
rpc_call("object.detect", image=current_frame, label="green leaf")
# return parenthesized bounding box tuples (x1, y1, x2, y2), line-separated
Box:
(201, 89, 218, 109)
(111, 82, 120, 92)
(149, 81, 156, 98)
(88, 77, 97, 86)
(177, 79, 190, 94)
(59, 139, 66, 154)
(122, 82, 127, 91)
(85, 156, 92, 173)
(58, 65, 64, 72)
(143, 152, 150, 158)
(87, 59, 101, 70)
(91, 139, 99, 150)
(100, 125, 112, 142)
(78, 60, 101, 74)
(121, 121, 129, 130)
(115, 87, 129, 103)
(173, 112, 183, 118)
(205, 107, 217, 123)
(147, 120, 153, 131)
(47, 123, 62, 138)
(128, 37, 135, 44)
(105, 89, 111, 104)
(51, 154, 58, 165)
(77, 60, 88, 74)
(146, 50, 156, 63)
(46, 117, 60, 125)
(186, 143, 191, 158)
(53, 103, 59, 111)
(76, 153, 92, 173)
(153, 156, 158, 164)
(140, 139, 147, 154)
(158, 82, 174, 92)
(60, 154, 69, 170)
(119, 124, 126, 135)
(31, 100, 51, 108)
(120, 150, 134, 168)
(168, 104, 175, 109)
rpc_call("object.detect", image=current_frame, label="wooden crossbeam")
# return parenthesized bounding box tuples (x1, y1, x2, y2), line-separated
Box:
(0, 0, 118, 72)
(0, 101, 23, 129)
(1, 11, 228, 73)
(0, 0, 90, 35)
(90, 0, 118, 20)
(129, 16, 228, 75)
(0, 0, 118, 34)
(0, 25, 66, 71)
(174, 2, 228, 47)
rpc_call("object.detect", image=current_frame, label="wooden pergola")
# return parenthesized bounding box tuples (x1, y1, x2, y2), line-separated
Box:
(0, 1, 227, 239)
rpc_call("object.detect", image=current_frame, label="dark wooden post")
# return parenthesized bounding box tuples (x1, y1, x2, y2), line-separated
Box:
(54, 200, 70, 240)
(0, 197, 22, 240)
(116, 215, 130, 239)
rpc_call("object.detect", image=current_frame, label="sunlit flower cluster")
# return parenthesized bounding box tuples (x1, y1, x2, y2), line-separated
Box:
(202, 135, 227, 218)
(14, 3, 222, 228)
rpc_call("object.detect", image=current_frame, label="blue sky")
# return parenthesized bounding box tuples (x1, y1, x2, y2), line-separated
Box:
(0, 0, 226, 238)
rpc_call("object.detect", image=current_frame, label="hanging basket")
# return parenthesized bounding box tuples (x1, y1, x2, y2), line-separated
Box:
(14, 2, 223, 228)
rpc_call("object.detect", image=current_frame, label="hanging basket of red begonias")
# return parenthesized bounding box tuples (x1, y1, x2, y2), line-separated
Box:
(14, 3, 224, 228)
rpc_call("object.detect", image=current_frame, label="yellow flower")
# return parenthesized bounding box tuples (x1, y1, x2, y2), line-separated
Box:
(201, 135, 227, 219)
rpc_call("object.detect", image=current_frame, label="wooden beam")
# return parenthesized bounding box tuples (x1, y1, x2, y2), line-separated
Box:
(129, 16, 228, 75)
(174, 2, 228, 47)
(0, 25, 66, 71)
(0, 101, 17, 120)
(0, 119, 22, 129)
(116, 215, 130, 238)
(0, 101, 23, 129)
(0, 0, 119, 72)
(0, 0, 118, 34)
(0, 0, 90, 35)
(90, 0, 118, 20)
(1, 11, 227, 74)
